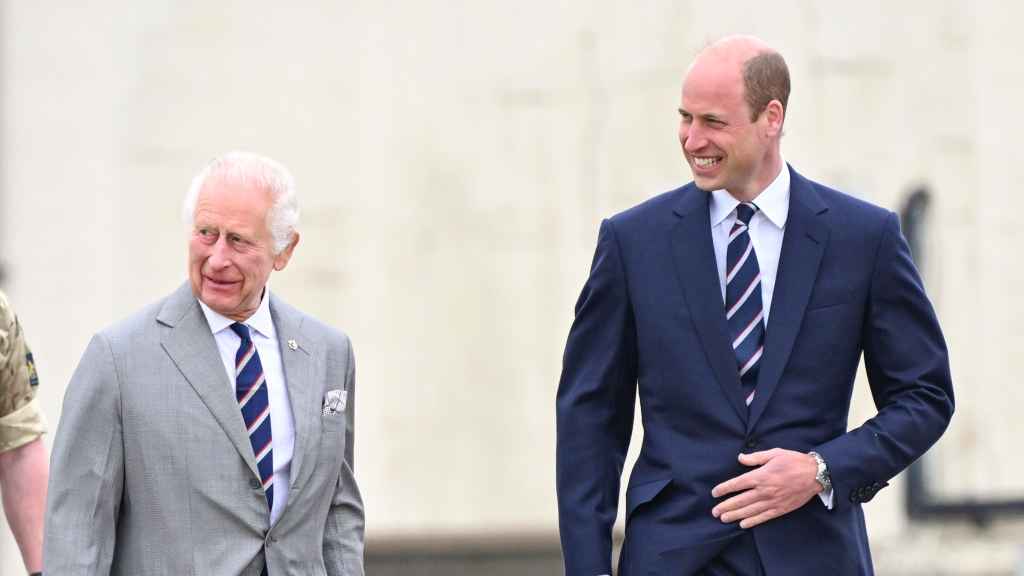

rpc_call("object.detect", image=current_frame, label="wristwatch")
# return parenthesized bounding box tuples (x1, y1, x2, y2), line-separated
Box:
(809, 451, 832, 493)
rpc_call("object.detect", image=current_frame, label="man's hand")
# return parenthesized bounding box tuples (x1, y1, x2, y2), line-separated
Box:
(710, 448, 820, 529)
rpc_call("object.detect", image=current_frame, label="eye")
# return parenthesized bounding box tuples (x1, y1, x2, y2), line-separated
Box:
(195, 227, 218, 242)
(227, 233, 251, 247)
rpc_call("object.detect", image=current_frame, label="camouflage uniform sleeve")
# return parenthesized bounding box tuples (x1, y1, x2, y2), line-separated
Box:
(0, 290, 47, 453)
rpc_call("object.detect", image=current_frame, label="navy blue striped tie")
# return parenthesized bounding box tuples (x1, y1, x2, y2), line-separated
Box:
(725, 203, 765, 406)
(231, 323, 274, 511)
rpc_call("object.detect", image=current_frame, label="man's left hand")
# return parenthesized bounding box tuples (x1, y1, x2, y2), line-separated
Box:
(710, 448, 820, 529)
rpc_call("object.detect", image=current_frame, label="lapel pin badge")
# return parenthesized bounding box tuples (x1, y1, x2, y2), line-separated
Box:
(287, 339, 298, 351)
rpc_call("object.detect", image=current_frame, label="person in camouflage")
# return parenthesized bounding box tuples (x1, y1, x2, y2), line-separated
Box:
(0, 290, 47, 576)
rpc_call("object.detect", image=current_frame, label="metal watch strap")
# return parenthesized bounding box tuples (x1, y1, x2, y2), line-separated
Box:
(809, 451, 832, 492)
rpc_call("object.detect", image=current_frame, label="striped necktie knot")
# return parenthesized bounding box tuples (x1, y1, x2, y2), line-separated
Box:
(230, 321, 251, 342)
(735, 202, 757, 226)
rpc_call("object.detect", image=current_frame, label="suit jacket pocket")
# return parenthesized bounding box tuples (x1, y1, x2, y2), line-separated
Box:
(626, 477, 672, 517)
(805, 299, 854, 313)
(320, 411, 347, 444)
(792, 301, 863, 382)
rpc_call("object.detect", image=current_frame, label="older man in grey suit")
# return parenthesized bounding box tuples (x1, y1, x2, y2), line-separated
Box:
(44, 152, 364, 575)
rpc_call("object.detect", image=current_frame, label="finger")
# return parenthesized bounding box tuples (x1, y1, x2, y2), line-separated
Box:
(712, 489, 762, 518)
(737, 449, 777, 467)
(739, 508, 780, 529)
(711, 469, 759, 498)
(719, 500, 773, 524)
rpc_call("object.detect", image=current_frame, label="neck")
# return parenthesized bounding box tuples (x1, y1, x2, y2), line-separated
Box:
(729, 150, 783, 203)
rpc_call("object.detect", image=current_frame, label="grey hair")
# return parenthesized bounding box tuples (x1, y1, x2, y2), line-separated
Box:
(182, 151, 300, 254)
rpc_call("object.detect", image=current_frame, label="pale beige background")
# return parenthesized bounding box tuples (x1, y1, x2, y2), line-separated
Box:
(1, 1, 1022, 574)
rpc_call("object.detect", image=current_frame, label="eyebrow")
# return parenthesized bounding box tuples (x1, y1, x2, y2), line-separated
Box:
(195, 224, 250, 240)
(678, 108, 727, 123)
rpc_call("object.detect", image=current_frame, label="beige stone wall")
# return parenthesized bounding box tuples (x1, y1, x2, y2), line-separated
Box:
(1, 1, 1021, 573)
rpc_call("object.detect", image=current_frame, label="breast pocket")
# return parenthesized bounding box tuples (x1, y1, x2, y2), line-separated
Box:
(318, 411, 348, 465)
(791, 301, 863, 380)
(805, 290, 855, 312)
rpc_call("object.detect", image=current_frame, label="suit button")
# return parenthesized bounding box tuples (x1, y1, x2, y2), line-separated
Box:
(849, 490, 859, 503)
(745, 439, 758, 450)
(249, 478, 260, 490)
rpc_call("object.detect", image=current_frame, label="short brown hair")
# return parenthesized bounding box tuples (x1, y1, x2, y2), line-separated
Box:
(742, 51, 790, 121)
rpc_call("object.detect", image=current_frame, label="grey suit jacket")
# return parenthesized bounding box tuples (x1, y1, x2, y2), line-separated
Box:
(44, 283, 364, 575)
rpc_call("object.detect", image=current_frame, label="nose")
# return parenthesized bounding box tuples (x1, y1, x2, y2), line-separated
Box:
(682, 122, 706, 153)
(207, 237, 232, 270)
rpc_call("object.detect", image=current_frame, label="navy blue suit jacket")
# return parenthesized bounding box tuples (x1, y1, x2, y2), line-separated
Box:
(556, 166, 954, 575)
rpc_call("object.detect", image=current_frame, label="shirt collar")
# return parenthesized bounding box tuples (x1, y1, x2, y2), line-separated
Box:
(709, 160, 791, 229)
(198, 287, 276, 339)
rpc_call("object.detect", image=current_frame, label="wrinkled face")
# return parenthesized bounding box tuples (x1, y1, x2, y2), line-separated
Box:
(187, 177, 296, 321)
(678, 55, 773, 200)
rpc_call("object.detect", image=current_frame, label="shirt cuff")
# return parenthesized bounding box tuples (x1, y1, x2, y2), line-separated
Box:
(818, 486, 834, 509)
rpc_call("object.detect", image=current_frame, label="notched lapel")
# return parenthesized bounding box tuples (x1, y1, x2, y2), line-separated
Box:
(747, 172, 830, 431)
(158, 286, 260, 479)
(670, 190, 748, 424)
(270, 297, 319, 493)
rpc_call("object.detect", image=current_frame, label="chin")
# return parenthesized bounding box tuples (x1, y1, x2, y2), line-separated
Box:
(692, 175, 718, 192)
(202, 292, 237, 310)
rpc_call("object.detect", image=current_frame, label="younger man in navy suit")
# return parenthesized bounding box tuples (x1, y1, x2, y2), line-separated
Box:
(556, 35, 953, 575)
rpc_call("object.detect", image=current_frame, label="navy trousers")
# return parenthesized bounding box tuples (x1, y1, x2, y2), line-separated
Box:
(702, 532, 764, 576)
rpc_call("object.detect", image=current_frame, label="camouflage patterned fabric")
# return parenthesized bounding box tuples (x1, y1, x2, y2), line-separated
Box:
(0, 290, 46, 452)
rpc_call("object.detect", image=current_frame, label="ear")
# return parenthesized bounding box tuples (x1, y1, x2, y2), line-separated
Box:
(762, 99, 785, 137)
(272, 232, 300, 271)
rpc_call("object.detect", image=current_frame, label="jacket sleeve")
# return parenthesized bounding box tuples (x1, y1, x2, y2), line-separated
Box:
(0, 291, 47, 453)
(815, 211, 954, 508)
(44, 333, 125, 574)
(556, 219, 638, 575)
(323, 337, 365, 576)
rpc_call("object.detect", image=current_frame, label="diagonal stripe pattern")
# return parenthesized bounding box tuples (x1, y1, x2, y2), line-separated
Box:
(231, 322, 274, 511)
(726, 203, 765, 406)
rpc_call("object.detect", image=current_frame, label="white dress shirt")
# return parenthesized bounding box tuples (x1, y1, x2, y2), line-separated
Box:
(199, 290, 296, 526)
(708, 161, 833, 509)
(709, 165, 789, 320)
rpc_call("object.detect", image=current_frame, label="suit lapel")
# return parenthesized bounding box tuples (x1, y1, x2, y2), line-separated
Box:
(269, 295, 318, 491)
(747, 169, 830, 431)
(669, 187, 748, 424)
(158, 283, 260, 479)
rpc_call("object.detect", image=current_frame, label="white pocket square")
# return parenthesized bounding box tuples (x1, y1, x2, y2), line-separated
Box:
(322, 389, 347, 416)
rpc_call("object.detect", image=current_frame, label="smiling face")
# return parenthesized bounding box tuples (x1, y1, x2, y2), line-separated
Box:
(187, 176, 297, 321)
(678, 40, 784, 202)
